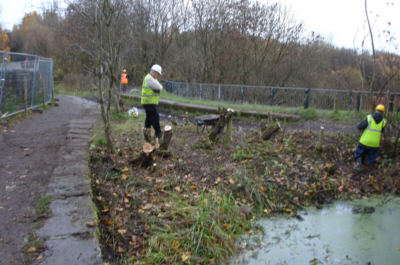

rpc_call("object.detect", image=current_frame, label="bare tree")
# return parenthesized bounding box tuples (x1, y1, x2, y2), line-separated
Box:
(66, 0, 128, 153)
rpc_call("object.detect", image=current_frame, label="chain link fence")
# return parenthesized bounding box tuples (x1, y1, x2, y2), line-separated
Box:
(165, 81, 400, 112)
(0, 51, 53, 119)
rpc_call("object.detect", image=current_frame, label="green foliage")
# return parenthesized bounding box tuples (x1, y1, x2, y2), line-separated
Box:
(94, 137, 107, 147)
(233, 145, 253, 161)
(192, 137, 213, 150)
(298, 108, 318, 120)
(110, 111, 129, 121)
(33, 195, 52, 222)
(142, 192, 253, 264)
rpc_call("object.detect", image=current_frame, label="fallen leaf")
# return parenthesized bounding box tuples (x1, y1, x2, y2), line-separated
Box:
(86, 221, 96, 227)
(117, 246, 125, 253)
(118, 229, 127, 235)
(123, 167, 129, 172)
(26, 246, 36, 253)
(121, 174, 127, 180)
(223, 223, 231, 229)
(102, 219, 114, 225)
(141, 203, 153, 210)
(181, 252, 191, 262)
(36, 255, 43, 261)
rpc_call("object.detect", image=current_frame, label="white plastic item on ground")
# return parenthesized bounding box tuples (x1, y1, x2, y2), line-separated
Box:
(128, 107, 139, 117)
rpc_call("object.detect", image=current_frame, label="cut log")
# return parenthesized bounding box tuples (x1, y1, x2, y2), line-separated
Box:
(160, 125, 173, 151)
(261, 122, 280, 140)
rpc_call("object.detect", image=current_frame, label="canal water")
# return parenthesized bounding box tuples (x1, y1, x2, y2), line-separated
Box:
(231, 196, 400, 265)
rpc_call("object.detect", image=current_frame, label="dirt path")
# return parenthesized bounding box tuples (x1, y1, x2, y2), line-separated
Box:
(0, 95, 99, 265)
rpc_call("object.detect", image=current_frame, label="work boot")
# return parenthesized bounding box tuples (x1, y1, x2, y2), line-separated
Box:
(353, 157, 362, 172)
(143, 128, 152, 143)
(368, 162, 377, 175)
(155, 137, 160, 149)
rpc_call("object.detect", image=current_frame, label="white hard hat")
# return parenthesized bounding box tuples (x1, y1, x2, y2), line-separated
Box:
(151, 64, 162, 75)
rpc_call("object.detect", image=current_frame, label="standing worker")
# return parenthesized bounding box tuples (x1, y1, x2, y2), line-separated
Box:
(121, 69, 128, 93)
(141, 64, 163, 147)
(353, 104, 386, 171)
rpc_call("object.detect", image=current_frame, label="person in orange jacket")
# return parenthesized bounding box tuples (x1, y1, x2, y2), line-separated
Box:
(120, 69, 128, 92)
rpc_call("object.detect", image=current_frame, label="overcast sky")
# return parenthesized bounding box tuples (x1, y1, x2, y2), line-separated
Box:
(0, 0, 399, 53)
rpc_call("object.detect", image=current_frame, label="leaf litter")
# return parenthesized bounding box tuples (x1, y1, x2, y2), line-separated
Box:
(89, 115, 400, 264)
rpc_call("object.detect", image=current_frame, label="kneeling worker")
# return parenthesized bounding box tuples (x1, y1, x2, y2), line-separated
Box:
(354, 104, 386, 171)
(141, 64, 163, 146)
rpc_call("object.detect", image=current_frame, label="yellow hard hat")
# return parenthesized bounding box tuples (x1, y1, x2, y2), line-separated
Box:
(376, 104, 385, 112)
(123, 69, 127, 73)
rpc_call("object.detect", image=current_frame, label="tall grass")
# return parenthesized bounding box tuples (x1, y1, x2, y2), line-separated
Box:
(141, 192, 253, 264)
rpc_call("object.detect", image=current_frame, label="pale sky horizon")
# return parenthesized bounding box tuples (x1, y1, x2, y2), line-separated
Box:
(0, 0, 399, 54)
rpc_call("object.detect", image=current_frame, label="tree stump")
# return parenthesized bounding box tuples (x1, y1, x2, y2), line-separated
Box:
(261, 122, 280, 140)
(160, 125, 173, 151)
(316, 126, 325, 152)
(131, 142, 155, 168)
(209, 107, 234, 143)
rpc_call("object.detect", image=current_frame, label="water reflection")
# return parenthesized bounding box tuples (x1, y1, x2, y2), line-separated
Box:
(231, 196, 400, 265)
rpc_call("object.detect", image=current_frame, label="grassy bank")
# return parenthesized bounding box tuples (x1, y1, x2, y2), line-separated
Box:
(53, 82, 368, 124)
(88, 110, 399, 264)
(126, 90, 367, 124)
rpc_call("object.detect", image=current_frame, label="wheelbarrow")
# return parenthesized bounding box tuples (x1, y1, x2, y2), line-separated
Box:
(194, 114, 220, 133)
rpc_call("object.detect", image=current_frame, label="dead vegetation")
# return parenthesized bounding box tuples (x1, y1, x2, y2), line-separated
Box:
(89, 112, 400, 264)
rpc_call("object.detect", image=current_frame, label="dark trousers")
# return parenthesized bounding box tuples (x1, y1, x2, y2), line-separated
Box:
(143, 104, 161, 138)
(121, 84, 127, 92)
(354, 143, 378, 163)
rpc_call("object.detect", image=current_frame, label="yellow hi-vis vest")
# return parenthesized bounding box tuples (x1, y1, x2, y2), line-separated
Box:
(141, 74, 159, 105)
(359, 114, 386, 148)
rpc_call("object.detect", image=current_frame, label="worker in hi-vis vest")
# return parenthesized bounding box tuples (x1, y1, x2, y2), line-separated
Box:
(141, 64, 163, 146)
(354, 104, 386, 171)
(120, 69, 128, 92)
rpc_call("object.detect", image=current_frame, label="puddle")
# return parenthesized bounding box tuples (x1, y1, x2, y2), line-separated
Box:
(231, 196, 400, 265)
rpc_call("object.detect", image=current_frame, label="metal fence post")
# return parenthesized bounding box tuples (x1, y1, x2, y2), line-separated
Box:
(241, 86, 244, 104)
(185, 82, 189, 98)
(389, 94, 394, 112)
(349, 90, 353, 110)
(0, 52, 7, 109)
(218, 84, 221, 101)
(31, 56, 39, 106)
(270, 87, 275, 106)
(303, 88, 310, 109)
(24, 76, 28, 115)
(200, 83, 203, 100)
(50, 59, 54, 101)
(356, 92, 361, 112)
(42, 74, 46, 108)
